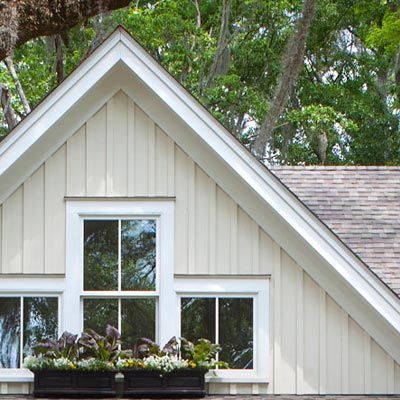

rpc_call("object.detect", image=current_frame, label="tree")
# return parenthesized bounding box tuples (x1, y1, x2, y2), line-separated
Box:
(0, 0, 399, 166)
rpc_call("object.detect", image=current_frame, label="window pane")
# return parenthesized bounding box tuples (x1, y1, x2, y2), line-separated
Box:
(23, 297, 58, 358)
(84, 220, 118, 291)
(181, 298, 216, 343)
(0, 298, 20, 368)
(121, 220, 156, 291)
(219, 298, 253, 369)
(83, 299, 118, 334)
(121, 299, 156, 348)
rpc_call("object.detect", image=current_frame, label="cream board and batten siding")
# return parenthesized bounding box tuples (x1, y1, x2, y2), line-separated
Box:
(0, 91, 399, 394)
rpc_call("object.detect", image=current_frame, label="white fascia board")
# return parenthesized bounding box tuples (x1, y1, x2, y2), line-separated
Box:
(0, 30, 122, 175)
(117, 31, 400, 332)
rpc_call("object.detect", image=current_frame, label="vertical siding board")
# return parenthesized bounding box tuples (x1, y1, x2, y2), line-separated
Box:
(107, 92, 128, 196)
(259, 229, 274, 275)
(127, 98, 136, 196)
(155, 126, 169, 195)
(237, 208, 252, 274)
(86, 106, 107, 195)
(387, 357, 395, 394)
(134, 105, 149, 195)
(341, 313, 349, 393)
(278, 252, 297, 393)
(148, 119, 156, 196)
(208, 179, 216, 274)
(45, 146, 66, 274)
(174, 146, 189, 274)
(229, 202, 238, 274)
(371, 340, 388, 394)
(319, 289, 326, 394)
(296, 268, 304, 394)
(194, 167, 210, 273)
(216, 187, 231, 274)
(167, 134, 175, 196)
(66, 126, 86, 196)
(348, 317, 365, 393)
(23, 167, 45, 273)
(364, 332, 372, 393)
(187, 159, 195, 273)
(303, 274, 320, 393)
(2, 187, 23, 273)
(326, 296, 342, 393)
(394, 363, 400, 393)
(272, 245, 282, 393)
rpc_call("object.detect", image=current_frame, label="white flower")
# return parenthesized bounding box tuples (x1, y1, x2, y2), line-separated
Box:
(143, 355, 188, 373)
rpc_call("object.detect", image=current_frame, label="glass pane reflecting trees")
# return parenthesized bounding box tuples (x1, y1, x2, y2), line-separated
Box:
(83, 299, 118, 333)
(121, 220, 156, 291)
(0, 297, 58, 368)
(0, 298, 20, 368)
(180, 297, 253, 370)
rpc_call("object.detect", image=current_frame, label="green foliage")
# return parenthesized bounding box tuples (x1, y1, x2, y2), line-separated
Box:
(1, 0, 400, 165)
(182, 338, 228, 370)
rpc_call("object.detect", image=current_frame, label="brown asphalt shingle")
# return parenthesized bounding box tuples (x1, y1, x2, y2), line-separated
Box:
(270, 166, 400, 296)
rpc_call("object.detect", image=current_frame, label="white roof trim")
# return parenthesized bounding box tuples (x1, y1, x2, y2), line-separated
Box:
(1, 28, 400, 350)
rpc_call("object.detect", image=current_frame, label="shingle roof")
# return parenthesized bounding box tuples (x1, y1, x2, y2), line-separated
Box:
(270, 166, 400, 296)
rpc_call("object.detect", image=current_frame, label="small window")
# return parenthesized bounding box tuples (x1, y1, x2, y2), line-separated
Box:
(0, 296, 58, 368)
(83, 218, 157, 345)
(181, 297, 253, 369)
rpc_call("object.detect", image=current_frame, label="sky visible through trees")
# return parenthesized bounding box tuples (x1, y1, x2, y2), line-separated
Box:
(0, 0, 399, 165)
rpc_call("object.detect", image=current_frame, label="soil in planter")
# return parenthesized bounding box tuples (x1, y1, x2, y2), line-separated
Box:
(122, 369, 206, 398)
(33, 370, 117, 398)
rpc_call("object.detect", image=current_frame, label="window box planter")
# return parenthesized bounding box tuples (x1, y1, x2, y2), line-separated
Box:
(122, 369, 206, 398)
(33, 370, 117, 398)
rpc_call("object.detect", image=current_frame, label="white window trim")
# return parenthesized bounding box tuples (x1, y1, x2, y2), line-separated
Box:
(65, 200, 178, 345)
(0, 278, 64, 381)
(174, 277, 269, 383)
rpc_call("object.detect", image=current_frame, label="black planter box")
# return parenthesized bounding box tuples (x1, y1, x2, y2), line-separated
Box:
(122, 369, 206, 398)
(33, 370, 117, 398)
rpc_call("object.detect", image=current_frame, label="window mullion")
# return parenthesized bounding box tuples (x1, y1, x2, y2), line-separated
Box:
(215, 297, 219, 364)
(118, 298, 122, 338)
(19, 297, 24, 368)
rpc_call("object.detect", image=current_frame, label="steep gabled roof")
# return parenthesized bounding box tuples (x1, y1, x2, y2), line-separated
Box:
(1, 27, 400, 362)
(272, 166, 400, 296)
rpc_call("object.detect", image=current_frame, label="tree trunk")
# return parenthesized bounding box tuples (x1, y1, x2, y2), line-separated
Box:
(54, 34, 64, 84)
(0, 85, 18, 130)
(253, 0, 317, 160)
(4, 55, 31, 113)
(205, 0, 231, 88)
(0, 0, 131, 61)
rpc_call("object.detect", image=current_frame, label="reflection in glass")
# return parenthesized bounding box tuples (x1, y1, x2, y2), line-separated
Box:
(181, 298, 216, 343)
(0, 298, 20, 368)
(23, 297, 58, 358)
(121, 220, 156, 291)
(219, 298, 253, 369)
(84, 220, 118, 291)
(121, 299, 156, 348)
(83, 299, 118, 334)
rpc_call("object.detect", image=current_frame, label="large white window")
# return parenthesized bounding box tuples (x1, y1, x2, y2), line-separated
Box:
(175, 277, 269, 382)
(65, 200, 178, 346)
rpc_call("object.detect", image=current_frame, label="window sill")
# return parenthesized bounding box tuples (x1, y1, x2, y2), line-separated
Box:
(0, 369, 34, 382)
(205, 371, 269, 384)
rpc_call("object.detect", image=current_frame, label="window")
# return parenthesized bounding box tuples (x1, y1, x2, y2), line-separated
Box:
(181, 297, 253, 369)
(65, 201, 178, 347)
(0, 296, 58, 368)
(82, 218, 157, 346)
(175, 277, 269, 381)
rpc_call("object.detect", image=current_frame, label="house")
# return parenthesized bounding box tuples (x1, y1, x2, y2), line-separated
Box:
(0, 27, 400, 395)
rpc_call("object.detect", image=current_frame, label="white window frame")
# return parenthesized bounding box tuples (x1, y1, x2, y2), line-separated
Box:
(174, 277, 269, 383)
(65, 200, 178, 345)
(0, 277, 64, 381)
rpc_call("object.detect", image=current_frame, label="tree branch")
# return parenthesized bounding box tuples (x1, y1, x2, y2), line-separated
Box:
(253, 0, 317, 160)
(0, 0, 131, 61)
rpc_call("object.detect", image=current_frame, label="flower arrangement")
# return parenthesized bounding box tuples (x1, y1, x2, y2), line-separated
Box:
(24, 326, 228, 373)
